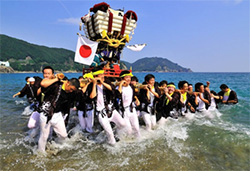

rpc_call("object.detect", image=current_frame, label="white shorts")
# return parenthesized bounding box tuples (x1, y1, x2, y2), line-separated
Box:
(78, 110, 94, 133)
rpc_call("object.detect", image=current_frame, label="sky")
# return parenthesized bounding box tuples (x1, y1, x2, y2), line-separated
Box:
(1, 0, 249, 72)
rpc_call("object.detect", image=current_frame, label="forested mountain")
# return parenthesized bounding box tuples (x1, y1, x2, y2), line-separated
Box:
(0, 34, 192, 72)
(0, 34, 83, 72)
(129, 57, 192, 72)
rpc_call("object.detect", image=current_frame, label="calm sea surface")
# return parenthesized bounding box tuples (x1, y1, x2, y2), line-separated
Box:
(0, 72, 249, 170)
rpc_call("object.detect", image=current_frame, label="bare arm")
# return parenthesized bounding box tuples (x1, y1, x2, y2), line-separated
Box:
(37, 87, 41, 96)
(149, 85, 159, 98)
(81, 82, 91, 93)
(194, 95, 198, 105)
(118, 80, 126, 94)
(102, 82, 112, 91)
(40, 77, 59, 88)
(13, 92, 21, 98)
(227, 100, 238, 104)
(206, 81, 210, 88)
(192, 92, 199, 105)
(95, 77, 112, 91)
(89, 80, 97, 99)
(187, 102, 195, 112)
(211, 94, 220, 100)
(134, 96, 140, 106)
(198, 93, 210, 104)
(164, 88, 173, 101)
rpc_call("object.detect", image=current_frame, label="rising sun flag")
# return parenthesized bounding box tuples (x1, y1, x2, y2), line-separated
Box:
(74, 35, 99, 65)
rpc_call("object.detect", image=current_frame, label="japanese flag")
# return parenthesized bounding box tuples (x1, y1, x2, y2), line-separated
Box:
(74, 36, 98, 65)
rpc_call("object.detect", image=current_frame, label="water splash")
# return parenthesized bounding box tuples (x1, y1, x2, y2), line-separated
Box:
(1, 108, 250, 170)
(21, 106, 33, 116)
(15, 100, 27, 106)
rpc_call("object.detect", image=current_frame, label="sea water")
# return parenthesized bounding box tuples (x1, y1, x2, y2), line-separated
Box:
(0, 72, 249, 170)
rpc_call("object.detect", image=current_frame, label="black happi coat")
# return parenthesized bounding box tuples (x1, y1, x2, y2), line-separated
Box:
(178, 92, 195, 113)
(75, 83, 94, 113)
(40, 81, 75, 119)
(139, 83, 161, 114)
(33, 76, 43, 104)
(203, 90, 211, 110)
(18, 83, 39, 104)
(156, 91, 180, 120)
(218, 90, 238, 104)
(33, 76, 43, 89)
(188, 93, 198, 112)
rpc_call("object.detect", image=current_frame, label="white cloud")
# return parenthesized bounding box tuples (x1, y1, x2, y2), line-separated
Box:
(234, 0, 243, 4)
(57, 18, 80, 25)
(221, 0, 244, 4)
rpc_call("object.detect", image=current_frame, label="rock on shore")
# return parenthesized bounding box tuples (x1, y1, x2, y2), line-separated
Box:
(0, 66, 15, 73)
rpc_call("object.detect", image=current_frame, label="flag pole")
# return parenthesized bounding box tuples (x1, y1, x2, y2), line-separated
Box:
(77, 32, 88, 38)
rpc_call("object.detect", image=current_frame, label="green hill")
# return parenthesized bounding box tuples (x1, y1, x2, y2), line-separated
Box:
(120, 60, 132, 69)
(130, 57, 192, 72)
(0, 34, 83, 72)
(0, 34, 192, 72)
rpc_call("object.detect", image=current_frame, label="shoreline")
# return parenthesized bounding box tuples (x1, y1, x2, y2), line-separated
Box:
(0, 71, 249, 74)
(0, 71, 82, 74)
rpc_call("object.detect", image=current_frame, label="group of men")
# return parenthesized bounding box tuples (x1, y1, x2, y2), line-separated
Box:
(13, 66, 238, 152)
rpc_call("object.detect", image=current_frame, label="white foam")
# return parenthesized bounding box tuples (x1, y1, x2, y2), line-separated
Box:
(21, 106, 33, 116)
(15, 100, 27, 105)
(2, 106, 249, 171)
(191, 109, 250, 137)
